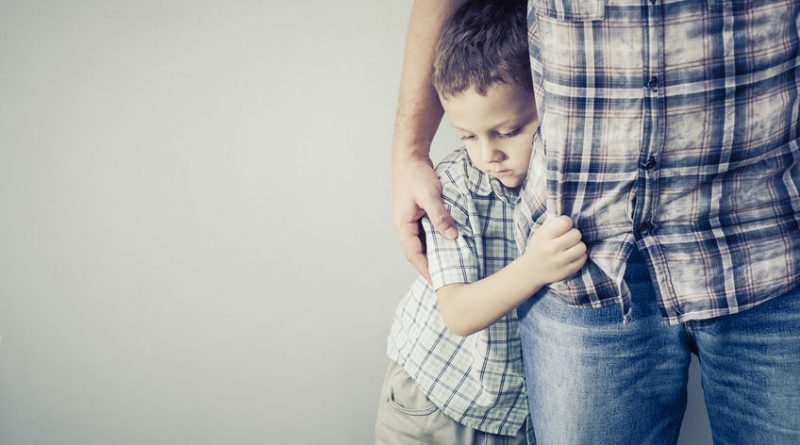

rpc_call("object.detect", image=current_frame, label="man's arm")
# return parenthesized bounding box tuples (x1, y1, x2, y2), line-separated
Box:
(436, 216, 587, 336)
(392, 0, 467, 280)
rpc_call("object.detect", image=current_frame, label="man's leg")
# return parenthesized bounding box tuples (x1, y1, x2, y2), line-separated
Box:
(517, 250, 691, 445)
(691, 286, 800, 445)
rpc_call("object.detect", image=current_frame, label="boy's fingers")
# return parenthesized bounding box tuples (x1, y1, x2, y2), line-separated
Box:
(560, 251, 588, 278)
(562, 242, 588, 263)
(555, 228, 583, 250)
(542, 215, 574, 237)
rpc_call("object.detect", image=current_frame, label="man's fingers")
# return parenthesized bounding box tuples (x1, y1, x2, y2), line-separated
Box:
(410, 252, 432, 283)
(392, 204, 425, 231)
(420, 196, 457, 239)
(399, 228, 431, 281)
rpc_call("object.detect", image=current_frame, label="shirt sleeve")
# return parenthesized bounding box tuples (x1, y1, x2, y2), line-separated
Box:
(422, 180, 480, 290)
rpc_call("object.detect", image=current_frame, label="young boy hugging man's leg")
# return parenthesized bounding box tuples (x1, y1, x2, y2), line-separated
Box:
(375, 1, 587, 444)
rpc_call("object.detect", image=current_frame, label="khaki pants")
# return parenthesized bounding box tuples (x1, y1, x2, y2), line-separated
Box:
(374, 360, 529, 445)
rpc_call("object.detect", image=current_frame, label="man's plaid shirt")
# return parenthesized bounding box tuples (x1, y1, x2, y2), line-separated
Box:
(387, 148, 528, 436)
(516, 0, 800, 324)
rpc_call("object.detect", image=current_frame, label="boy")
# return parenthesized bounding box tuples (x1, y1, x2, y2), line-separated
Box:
(375, 1, 587, 444)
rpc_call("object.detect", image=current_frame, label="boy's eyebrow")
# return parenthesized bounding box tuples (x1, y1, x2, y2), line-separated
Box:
(453, 118, 525, 133)
(451, 110, 536, 133)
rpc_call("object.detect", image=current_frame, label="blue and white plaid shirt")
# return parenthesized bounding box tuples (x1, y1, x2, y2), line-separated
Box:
(516, 0, 800, 324)
(387, 148, 528, 436)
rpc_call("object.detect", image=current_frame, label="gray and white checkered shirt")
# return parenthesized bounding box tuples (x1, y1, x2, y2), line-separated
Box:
(387, 148, 528, 436)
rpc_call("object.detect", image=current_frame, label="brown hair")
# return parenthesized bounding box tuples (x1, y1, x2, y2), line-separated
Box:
(432, 0, 533, 99)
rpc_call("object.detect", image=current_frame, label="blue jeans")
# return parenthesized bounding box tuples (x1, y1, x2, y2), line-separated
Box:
(517, 250, 800, 445)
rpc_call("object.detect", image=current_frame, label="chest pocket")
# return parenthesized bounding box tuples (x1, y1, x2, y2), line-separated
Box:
(530, 0, 606, 21)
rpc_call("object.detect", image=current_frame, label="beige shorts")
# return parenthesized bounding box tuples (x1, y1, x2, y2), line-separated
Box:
(374, 360, 528, 445)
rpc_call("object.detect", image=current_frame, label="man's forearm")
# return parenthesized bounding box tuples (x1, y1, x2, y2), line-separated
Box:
(392, 0, 467, 162)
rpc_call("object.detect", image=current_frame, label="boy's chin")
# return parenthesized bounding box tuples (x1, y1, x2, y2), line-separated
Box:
(498, 177, 523, 188)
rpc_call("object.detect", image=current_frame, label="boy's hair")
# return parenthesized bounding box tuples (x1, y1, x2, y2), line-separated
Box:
(432, 0, 533, 99)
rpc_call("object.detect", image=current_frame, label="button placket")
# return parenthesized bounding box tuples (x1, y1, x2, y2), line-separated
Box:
(634, 0, 665, 241)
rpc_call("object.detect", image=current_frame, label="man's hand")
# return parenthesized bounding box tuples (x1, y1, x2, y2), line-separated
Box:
(522, 215, 588, 288)
(392, 156, 457, 281)
(390, 0, 468, 280)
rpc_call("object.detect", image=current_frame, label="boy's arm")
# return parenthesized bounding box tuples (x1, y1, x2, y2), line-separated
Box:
(392, 0, 468, 280)
(436, 216, 587, 337)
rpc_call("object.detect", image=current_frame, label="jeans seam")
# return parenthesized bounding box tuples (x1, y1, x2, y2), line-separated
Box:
(683, 321, 699, 356)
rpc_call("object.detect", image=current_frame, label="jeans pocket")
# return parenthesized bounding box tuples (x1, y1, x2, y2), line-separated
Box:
(530, 0, 606, 21)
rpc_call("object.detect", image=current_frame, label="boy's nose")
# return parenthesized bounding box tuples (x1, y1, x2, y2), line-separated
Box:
(480, 143, 503, 163)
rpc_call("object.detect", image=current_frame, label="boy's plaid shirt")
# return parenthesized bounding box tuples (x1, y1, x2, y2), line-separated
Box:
(387, 148, 528, 436)
(516, 0, 800, 324)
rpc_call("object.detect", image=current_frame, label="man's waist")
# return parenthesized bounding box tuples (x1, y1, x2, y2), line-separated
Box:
(544, 216, 800, 324)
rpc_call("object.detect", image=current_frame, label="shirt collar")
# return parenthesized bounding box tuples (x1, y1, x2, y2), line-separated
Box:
(490, 177, 519, 205)
(465, 155, 519, 205)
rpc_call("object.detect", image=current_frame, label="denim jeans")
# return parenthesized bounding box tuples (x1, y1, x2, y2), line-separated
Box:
(517, 249, 800, 445)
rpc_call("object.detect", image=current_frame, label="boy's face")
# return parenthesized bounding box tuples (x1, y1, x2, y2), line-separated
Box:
(440, 83, 538, 189)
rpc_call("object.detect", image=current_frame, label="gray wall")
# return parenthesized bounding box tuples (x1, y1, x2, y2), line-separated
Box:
(0, 1, 711, 444)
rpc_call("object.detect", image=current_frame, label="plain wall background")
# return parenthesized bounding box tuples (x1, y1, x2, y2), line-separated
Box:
(0, 1, 712, 443)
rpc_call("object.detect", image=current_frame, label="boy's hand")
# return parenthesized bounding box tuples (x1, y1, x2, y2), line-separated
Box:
(523, 215, 587, 287)
(392, 156, 458, 281)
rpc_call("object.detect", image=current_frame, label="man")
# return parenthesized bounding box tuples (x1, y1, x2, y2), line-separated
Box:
(391, 1, 800, 444)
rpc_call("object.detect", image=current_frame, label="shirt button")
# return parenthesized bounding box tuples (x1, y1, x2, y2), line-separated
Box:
(641, 156, 657, 170)
(647, 76, 658, 91)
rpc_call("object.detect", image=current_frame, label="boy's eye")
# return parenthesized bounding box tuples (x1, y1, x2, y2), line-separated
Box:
(497, 128, 521, 138)
(459, 134, 476, 141)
